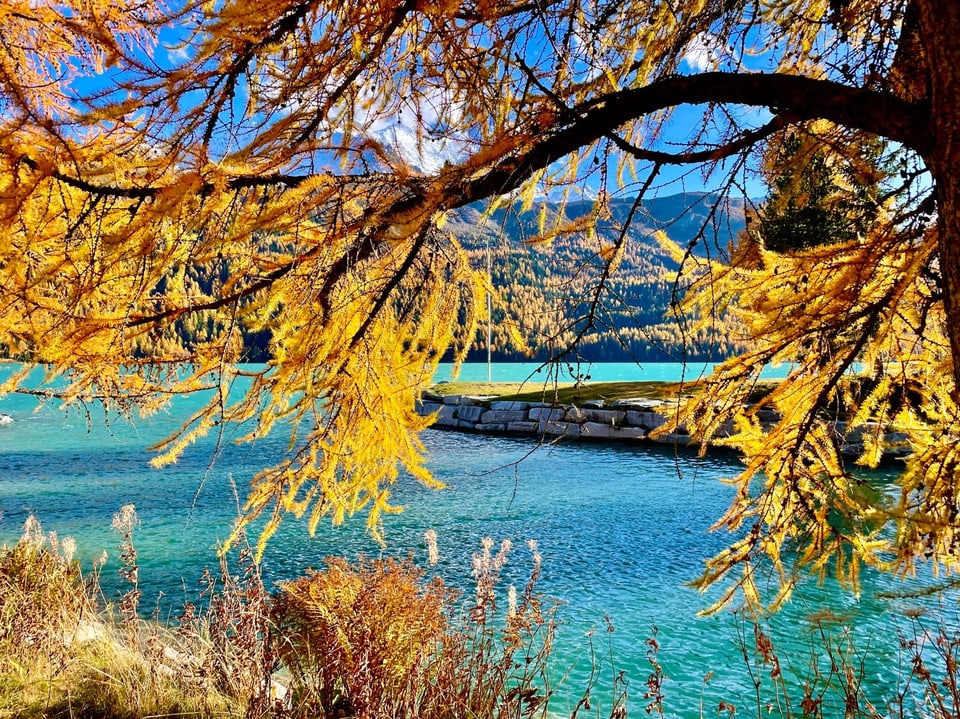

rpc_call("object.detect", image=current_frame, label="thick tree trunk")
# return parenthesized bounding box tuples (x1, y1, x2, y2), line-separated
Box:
(916, 0, 960, 392)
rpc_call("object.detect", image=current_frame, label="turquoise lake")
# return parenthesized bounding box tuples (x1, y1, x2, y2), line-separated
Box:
(0, 361, 953, 717)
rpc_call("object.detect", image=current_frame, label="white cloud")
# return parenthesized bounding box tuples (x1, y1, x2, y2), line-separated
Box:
(249, 61, 472, 174)
(155, 25, 195, 67)
(682, 32, 722, 72)
(163, 44, 193, 64)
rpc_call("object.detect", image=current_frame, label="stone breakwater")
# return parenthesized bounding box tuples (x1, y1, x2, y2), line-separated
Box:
(415, 392, 910, 460)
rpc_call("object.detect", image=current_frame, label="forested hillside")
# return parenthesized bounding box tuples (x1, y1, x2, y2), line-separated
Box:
(451, 191, 750, 363)
(140, 191, 748, 364)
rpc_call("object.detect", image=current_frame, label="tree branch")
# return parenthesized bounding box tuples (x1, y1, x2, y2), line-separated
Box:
(16, 155, 317, 200)
(40, 71, 934, 337)
(452, 72, 932, 208)
(607, 114, 792, 165)
(31, 73, 928, 219)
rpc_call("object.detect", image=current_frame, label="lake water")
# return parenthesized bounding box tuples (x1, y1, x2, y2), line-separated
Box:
(431, 359, 793, 383)
(0, 362, 949, 716)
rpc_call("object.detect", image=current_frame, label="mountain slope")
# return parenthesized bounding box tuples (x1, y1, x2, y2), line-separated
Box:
(451, 192, 751, 363)
(142, 192, 750, 364)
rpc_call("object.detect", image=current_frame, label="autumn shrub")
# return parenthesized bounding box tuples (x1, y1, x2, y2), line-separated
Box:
(894, 610, 960, 719)
(0, 522, 572, 719)
(271, 538, 569, 719)
(273, 555, 451, 718)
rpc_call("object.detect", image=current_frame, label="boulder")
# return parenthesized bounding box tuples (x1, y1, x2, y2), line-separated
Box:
(626, 410, 668, 429)
(581, 422, 617, 439)
(481, 409, 529, 424)
(529, 406, 565, 422)
(538, 419, 581, 438)
(417, 401, 443, 416)
(581, 408, 625, 425)
(476, 422, 508, 433)
(456, 405, 486, 422)
(489, 400, 530, 411)
(433, 405, 459, 426)
(507, 420, 539, 433)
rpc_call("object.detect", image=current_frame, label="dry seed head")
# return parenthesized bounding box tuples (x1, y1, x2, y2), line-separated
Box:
(472, 552, 489, 581)
(112, 504, 139, 534)
(527, 539, 542, 571)
(61, 536, 76, 563)
(474, 538, 492, 574)
(473, 538, 497, 605)
(493, 538, 512, 571)
(21, 514, 43, 547)
(424, 529, 439, 566)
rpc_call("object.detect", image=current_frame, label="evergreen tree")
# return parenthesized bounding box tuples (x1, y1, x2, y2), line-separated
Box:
(760, 133, 883, 253)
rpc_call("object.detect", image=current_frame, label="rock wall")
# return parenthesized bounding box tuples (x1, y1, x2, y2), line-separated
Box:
(415, 393, 910, 460)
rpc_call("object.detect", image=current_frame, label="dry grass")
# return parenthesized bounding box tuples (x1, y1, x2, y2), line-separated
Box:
(0, 516, 624, 719)
(0, 515, 254, 719)
(430, 378, 784, 409)
(3, 510, 957, 719)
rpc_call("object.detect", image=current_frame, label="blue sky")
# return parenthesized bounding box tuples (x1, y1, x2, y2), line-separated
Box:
(64, 9, 773, 203)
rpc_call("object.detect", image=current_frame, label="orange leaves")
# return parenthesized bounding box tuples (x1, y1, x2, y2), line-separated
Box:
(275, 556, 451, 717)
(0, 1, 158, 125)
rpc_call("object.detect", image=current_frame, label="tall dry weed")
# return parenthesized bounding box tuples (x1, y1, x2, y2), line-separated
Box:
(176, 537, 280, 717)
(0, 515, 93, 663)
(420, 537, 558, 719)
(112, 503, 141, 644)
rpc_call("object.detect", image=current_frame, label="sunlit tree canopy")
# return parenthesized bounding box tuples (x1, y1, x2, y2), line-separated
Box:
(1, 0, 958, 606)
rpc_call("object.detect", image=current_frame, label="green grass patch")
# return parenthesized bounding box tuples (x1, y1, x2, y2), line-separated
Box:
(430, 378, 783, 406)
(430, 380, 701, 405)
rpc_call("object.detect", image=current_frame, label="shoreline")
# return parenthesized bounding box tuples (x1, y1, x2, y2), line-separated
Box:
(417, 390, 910, 463)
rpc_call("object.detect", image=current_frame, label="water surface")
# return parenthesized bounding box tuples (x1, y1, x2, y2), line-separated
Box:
(0, 362, 947, 716)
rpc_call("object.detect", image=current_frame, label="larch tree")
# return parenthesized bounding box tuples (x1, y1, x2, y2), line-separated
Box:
(0, 0, 955, 605)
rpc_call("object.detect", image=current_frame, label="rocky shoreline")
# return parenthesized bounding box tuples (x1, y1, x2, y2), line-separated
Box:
(416, 392, 910, 461)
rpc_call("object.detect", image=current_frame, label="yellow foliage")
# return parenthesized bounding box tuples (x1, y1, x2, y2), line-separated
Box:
(665, 156, 958, 609)
(0, 0, 953, 614)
